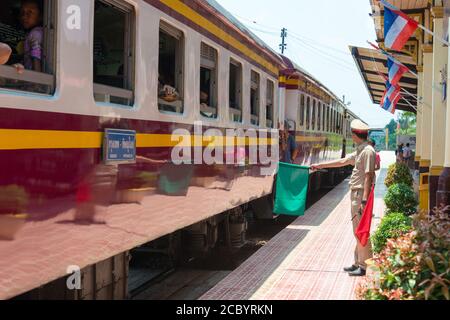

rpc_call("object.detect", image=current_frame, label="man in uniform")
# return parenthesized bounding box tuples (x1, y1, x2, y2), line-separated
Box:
(311, 119, 376, 276)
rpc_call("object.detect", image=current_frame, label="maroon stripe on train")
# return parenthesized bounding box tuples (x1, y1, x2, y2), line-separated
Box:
(143, 0, 279, 78)
(0, 107, 276, 137)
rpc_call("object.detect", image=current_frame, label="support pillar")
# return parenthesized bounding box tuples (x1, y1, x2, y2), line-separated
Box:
(437, 18, 450, 209)
(430, 14, 447, 211)
(415, 71, 423, 171)
(419, 50, 433, 212)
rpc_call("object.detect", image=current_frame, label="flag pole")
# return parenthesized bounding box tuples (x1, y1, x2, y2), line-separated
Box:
(417, 24, 450, 47)
(380, 0, 450, 47)
(367, 41, 418, 78)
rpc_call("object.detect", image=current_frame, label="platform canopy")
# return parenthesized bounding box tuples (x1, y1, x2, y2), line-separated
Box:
(350, 46, 418, 113)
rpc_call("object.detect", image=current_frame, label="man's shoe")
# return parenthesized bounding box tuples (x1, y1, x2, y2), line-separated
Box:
(348, 267, 366, 277)
(343, 265, 358, 272)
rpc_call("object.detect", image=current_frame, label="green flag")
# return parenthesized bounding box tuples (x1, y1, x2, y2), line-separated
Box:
(273, 162, 310, 216)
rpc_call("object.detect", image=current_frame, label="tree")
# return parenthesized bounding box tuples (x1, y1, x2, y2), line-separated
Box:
(398, 112, 416, 135)
(385, 119, 398, 150)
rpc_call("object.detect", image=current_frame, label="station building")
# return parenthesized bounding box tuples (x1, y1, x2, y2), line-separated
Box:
(351, 0, 450, 212)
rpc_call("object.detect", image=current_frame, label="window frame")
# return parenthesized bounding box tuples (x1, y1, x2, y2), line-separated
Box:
(266, 79, 275, 128)
(199, 41, 219, 120)
(311, 99, 316, 131)
(228, 58, 243, 123)
(250, 70, 261, 126)
(306, 96, 311, 131)
(299, 94, 305, 127)
(317, 101, 321, 131)
(157, 20, 186, 115)
(93, 0, 136, 107)
(0, 0, 57, 96)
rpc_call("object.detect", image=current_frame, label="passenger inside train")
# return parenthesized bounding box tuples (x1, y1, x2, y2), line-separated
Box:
(0, 0, 54, 94)
(158, 22, 184, 113)
(12, 0, 44, 74)
(200, 42, 218, 118)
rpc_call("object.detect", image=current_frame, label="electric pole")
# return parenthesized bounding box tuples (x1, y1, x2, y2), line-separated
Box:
(280, 28, 287, 54)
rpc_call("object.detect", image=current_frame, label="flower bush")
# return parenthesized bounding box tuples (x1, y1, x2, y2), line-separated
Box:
(371, 212, 412, 254)
(357, 208, 450, 300)
(384, 163, 413, 188)
(384, 183, 418, 215)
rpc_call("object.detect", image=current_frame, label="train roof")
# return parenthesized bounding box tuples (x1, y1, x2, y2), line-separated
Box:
(203, 0, 284, 69)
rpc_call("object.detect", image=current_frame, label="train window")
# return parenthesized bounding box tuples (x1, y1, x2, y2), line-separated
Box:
(250, 70, 260, 126)
(326, 106, 330, 132)
(229, 59, 242, 122)
(322, 104, 326, 132)
(317, 102, 321, 131)
(333, 110, 337, 133)
(0, 0, 56, 95)
(158, 21, 184, 114)
(311, 99, 316, 131)
(200, 42, 218, 119)
(93, 0, 135, 106)
(299, 94, 305, 127)
(306, 96, 310, 130)
(266, 79, 274, 128)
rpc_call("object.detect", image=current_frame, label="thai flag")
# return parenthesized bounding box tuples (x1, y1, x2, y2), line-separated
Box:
(387, 57, 409, 86)
(381, 82, 401, 114)
(382, 0, 418, 51)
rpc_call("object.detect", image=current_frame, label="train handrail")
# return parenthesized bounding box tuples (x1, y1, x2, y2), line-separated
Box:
(0, 65, 54, 86)
(93, 83, 133, 101)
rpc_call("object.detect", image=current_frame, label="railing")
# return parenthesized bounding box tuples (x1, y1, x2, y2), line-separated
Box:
(0, 65, 53, 86)
(229, 107, 242, 122)
(200, 104, 217, 117)
(94, 83, 133, 104)
(158, 98, 183, 114)
(251, 114, 259, 126)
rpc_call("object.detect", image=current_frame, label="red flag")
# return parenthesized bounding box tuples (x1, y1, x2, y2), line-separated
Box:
(355, 186, 375, 247)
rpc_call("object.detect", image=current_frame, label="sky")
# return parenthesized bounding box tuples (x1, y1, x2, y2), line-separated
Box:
(216, 0, 396, 128)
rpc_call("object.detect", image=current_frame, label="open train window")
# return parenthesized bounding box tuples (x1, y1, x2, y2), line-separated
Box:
(229, 59, 242, 122)
(0, 0, 56, 95)
(158, 21, 184, 114)
(93, 0, 135, 106)
(299, 94, 305, 127)
(327, 105, 330, 132)
(322, 104, 326, 132)
(200, 42, 217, 119)
(311, 99, 316, 131)
(317, 102, 321, 131)
(250, 70, 260, 126)
(306, 96, 310, 130)
(266, 79, 274, 128)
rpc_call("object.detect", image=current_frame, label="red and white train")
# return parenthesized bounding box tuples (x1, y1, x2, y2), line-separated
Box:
(0, 0, 363, 299)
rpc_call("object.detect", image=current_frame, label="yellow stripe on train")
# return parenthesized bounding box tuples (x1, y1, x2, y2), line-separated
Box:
(0, 129, 277, 150)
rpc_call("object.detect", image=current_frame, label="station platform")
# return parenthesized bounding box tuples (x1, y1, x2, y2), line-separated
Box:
(200, 152, 394, 300)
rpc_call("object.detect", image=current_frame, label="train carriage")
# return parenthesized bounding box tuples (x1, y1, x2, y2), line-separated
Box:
(0, 0, 362, 299)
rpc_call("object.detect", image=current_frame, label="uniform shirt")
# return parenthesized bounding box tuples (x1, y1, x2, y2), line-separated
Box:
(282, 134, 297, 163)
(346, 142, 376, 190)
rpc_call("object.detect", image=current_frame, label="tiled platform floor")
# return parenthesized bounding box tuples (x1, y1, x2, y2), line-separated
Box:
(200, 152, 394, 300)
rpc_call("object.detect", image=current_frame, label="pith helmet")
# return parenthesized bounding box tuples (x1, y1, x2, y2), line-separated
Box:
(350, 119, 369, 133)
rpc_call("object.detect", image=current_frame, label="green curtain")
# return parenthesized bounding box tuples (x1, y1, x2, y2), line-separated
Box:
(273, 162, 310, 216)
